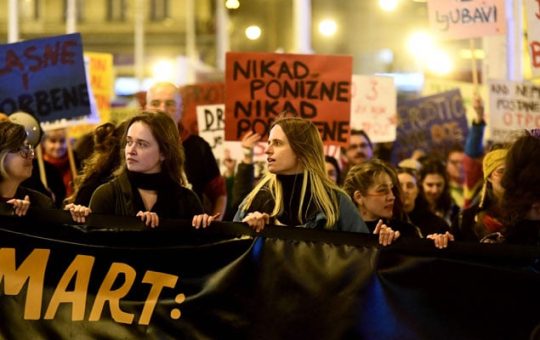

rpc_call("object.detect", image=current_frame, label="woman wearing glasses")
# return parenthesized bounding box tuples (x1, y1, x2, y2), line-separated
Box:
(343, 159, 454, 248)
(0, 121, 53, 216)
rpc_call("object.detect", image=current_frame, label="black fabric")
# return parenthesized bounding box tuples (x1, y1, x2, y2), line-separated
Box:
(364, 218, 421, 238)
(89, 172, 204, 220)
(182, 134, 221, 200)
(276, 173, 315, 226)
(126, 170, 170, 191)
(1, 209, 540, 339)
(408, 203, 451, 236)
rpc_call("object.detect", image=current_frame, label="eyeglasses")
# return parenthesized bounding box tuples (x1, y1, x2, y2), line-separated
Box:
(11, 144, 35, 160)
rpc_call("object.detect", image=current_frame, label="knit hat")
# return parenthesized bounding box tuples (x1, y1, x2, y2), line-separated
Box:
(482, 149, 508, 180)
(479, 149, 507, 208)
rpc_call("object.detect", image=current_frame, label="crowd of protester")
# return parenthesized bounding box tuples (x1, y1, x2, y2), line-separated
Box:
(2, 87, 540, 249)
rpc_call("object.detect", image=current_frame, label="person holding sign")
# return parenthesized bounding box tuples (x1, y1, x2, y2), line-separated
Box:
(145, 82, 227, 221)
(79, 112, 207, 228)
(0, 121, 54, 216)
(233, 117, 377, 238)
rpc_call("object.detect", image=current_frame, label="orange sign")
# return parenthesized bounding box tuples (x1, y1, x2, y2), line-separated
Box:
(180, 83, 225, 135)
(225, 52, 353, 145)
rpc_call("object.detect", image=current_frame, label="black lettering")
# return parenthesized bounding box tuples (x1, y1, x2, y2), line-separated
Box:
(34, 91, 51, 116)
(18, 94, 34, 114)
(0, 98, 17, 114)
(293, 61, 309, 79)
(235, 101, 252, 118)
(250, 79, 265, 100)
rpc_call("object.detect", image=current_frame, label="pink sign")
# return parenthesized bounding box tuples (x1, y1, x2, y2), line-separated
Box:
(427, 0, 506, 39)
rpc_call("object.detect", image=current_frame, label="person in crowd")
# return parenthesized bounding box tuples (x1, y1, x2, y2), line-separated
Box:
(230, 116, 400, 246)
(462, 93, 488, 209)
(417, 158, 460, 226)
(498, 130, 540, 245)
(145, 82, 227, 220)
(41, 128, 75, 205)
(453, 148, 507, 242)
(341, 129, 373, 183)
(445, 145, 465, 208)
(396, 167, 450, 236)
(66, 121, 127, 206)
(344, 160, 454, 248)
(0, 121, 54, 215)
(325, 155, 341, 185)
(68, 112, 209, 228)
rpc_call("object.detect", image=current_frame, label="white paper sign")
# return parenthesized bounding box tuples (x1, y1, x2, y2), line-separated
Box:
(350, 75, 397, 143)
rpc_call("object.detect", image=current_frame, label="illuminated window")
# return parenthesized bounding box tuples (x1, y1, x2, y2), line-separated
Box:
(107, 0, 126, 22)
(150, 0, 169, 21)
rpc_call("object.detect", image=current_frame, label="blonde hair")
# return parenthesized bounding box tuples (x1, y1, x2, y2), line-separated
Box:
(240, 116, 345, 229)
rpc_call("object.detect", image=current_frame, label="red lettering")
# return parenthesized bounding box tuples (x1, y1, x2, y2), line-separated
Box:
(0, 50, 25, 76)
(536, 0, 540, 19)
(530, 41, 540, 68)
(24, 46, 43, 72)
(503, 112, 512, 125)
(61, 40, 77, 64)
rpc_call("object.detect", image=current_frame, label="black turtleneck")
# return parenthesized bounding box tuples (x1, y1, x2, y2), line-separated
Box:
(276, 173, 314, 226)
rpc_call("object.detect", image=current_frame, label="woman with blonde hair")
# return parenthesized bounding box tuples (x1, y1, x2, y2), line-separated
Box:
(231, 116, 400, 244)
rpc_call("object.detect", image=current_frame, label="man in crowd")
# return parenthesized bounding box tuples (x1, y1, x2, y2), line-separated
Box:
(341, 129, 374, 183)
(145, 82, 226, 219)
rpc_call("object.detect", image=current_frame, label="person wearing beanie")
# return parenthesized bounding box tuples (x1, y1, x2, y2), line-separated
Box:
(452, 147, 507, 242)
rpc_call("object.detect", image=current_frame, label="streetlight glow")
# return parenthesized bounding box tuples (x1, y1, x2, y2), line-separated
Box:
(426, 49, 454, 76)
(225, 0, 240, 10)
(379, 0, 399, 12)
(245, 25, 262, 40)
(318, 19, 337, 37)
(151, 59, 176, 82)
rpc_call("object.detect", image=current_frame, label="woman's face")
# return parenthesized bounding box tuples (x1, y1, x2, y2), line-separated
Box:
(125, 121, 163, 174)
(355, 172, 395, 221)
(265, 125, 302, 175)
(43, 129, 67, 159)
(398, 172, 418, 213)
(4, 143, 34, 182)
(325, 161, 338, 184)
(422, 173, 445, 206)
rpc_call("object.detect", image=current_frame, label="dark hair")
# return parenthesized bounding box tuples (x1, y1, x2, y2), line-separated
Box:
(501, 131, 540, 225)
(417, 158, 452, 214)
(324, 155, 341, 184)
(0, 121, 27, 180)
(350, 129, 373, 149)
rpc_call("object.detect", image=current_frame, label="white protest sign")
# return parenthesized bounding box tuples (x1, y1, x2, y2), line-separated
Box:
(350, 75, 397, 143)
(488, 80, 540, 142)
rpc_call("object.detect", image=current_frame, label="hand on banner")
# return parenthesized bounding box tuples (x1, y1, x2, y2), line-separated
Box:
(373, 219, 400, 246)
(192, 213, 220, 229)
(7, 195, 30, 216)
(427, 231, 455, 249)
(242, 211, 270, 232)
(64, 203, 92, 223)
(137, 211, 159, 228)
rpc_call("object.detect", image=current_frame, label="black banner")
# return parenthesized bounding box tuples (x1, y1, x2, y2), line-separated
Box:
(0, 208, 539, 339)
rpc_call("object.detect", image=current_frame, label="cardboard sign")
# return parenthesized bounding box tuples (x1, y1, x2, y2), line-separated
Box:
(427, 0, 506, 39)
(225, 52, 353, 145)
(488, 80, 540, 142)
(85, 52, 114, 123)
(0, 33, 90, 122)
(525, 0, 540, 78)
(350, 75, 397, 143)
(180, 83, 225, 135)
(196, 104, 226, 170)
(393, 89, 468, 163)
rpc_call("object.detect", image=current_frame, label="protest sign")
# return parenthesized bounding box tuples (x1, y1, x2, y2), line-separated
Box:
(393, 89, 468, 163)
(225, 52, 353, 145)
(85, 52, 114, 123)
(197, 104, 226, 168)
(180, 83, 225, 134)
(427, 0, 506, 39)
(525, 0, 540, 78)
(0, 33, 90, 122)
(350, 75, 397, 143)
(488, 80, 540, 142)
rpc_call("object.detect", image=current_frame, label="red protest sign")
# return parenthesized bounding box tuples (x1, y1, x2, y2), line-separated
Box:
(225, 52, 352, 146)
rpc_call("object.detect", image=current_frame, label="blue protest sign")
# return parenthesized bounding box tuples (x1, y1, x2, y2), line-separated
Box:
(392, 89, 468, 163)
(0, 33, 90, 122)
